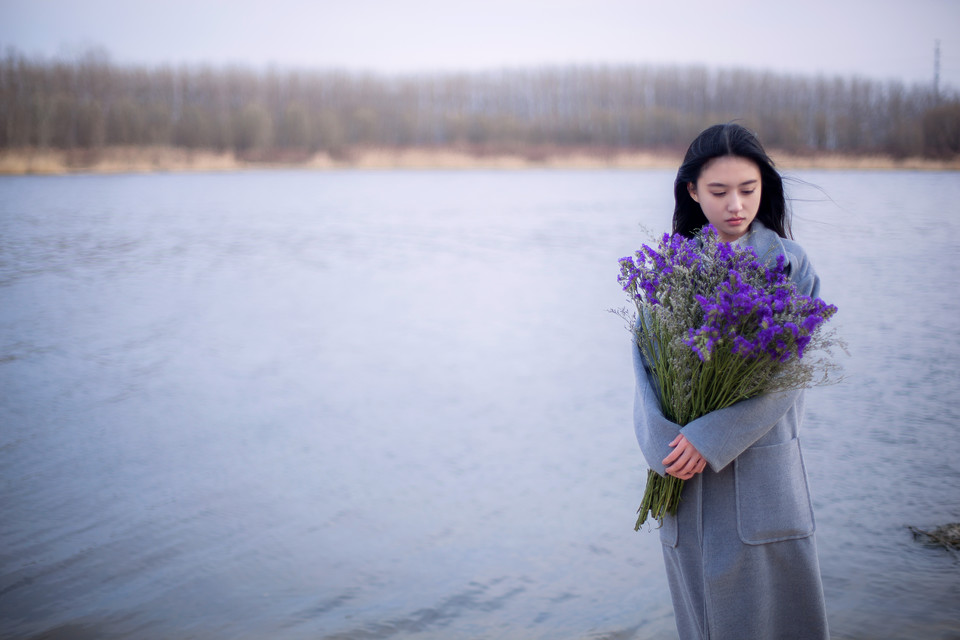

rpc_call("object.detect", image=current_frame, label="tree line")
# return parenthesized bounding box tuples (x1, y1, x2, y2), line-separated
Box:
(1, 48, 958, 158)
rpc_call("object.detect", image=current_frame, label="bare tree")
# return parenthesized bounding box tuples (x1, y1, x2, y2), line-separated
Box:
(0, 48, 955, 159)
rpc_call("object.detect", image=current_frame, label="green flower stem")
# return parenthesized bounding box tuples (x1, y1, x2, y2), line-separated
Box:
(635, 469, 684, 531)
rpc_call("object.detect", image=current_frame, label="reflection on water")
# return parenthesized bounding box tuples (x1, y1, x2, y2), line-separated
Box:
(1, 170, 959, 639)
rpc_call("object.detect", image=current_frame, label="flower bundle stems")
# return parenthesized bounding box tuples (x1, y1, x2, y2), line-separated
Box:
(636, 469, 685, 531)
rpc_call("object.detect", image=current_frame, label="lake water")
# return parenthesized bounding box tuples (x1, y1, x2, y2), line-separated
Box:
(1, 168, 958, 639)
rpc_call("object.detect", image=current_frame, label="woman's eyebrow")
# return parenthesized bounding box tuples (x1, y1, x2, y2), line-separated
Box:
(706, 178, 759, 188)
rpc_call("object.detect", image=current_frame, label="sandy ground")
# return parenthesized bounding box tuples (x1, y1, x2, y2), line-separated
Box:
(1, 146, 958, 175)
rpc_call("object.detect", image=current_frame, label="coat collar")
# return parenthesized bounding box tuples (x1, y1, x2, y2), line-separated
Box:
(733, 220, 787, 267)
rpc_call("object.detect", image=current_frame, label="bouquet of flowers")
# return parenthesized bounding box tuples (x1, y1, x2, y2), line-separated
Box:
(617, 227, 840, 530)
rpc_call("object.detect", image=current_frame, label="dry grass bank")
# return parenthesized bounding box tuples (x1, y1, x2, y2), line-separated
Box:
(773, 152, 960, 171)
(1, 146, 958, 175)
(0, 147, 242, 175)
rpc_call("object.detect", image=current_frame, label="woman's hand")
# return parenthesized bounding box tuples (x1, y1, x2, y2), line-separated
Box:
(663, 434, 707, 480)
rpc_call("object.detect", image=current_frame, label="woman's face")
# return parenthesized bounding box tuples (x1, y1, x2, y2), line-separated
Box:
(687, 155, 761, 242)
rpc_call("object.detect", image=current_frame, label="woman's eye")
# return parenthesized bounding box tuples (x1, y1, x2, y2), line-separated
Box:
(741, 189, 755, 196)
(710, 192, 726, 197)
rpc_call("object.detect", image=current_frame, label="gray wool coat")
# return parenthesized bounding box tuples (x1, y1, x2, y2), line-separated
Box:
(632, 222, 829, 640)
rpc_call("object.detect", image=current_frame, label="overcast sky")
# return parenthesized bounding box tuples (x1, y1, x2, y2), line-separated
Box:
(1, 0, 958, 89)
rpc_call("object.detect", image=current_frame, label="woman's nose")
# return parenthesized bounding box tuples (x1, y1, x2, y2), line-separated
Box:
(727, 194, 743, 213)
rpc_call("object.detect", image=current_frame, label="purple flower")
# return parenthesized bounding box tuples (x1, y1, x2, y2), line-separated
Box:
(620, 227, 837, 369)
(802, 315, 824, 333)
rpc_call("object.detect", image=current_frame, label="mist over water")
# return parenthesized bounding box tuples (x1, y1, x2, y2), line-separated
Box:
(1, 169, 958, 639)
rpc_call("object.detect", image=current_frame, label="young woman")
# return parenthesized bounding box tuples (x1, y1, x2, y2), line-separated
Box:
(632, 124, 829, 639)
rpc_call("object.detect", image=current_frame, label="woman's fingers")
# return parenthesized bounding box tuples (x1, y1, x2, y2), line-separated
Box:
(663, 434, 707, 479)
(662, 447, 681, 467)
(662, 434, 684, 465)
(663, 435, 692, 468)
(665, 453, 696, 478)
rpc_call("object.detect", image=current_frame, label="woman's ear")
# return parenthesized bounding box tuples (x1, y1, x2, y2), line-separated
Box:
(687, 182, 699, 203)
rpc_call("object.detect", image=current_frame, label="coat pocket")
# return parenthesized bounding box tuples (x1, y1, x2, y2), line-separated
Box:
(735, 438, 815, 545)
(659, 511, 678, 547)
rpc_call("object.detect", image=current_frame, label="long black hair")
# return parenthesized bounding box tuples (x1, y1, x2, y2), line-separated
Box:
(672, 123, 791, 239)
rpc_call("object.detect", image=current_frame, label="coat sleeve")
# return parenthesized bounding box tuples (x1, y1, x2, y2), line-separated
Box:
(678, 388, 802, 472)
(783, 241, 821, 299)
(632, 336, 682, 475)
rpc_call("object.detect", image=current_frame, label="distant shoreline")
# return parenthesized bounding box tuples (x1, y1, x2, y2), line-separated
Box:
(2, 146, 958, 175)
